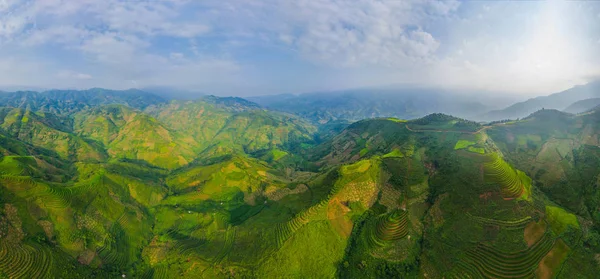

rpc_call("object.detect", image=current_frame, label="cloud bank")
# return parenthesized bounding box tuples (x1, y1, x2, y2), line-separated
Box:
(0, 0, 599, 96)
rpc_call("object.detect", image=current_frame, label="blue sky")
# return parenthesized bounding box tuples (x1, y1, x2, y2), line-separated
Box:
(0, 0, 599, 96)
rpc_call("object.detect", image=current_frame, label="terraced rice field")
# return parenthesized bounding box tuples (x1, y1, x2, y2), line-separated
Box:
(0, 175, 73, 210)
(170, 231, 207, 256)
(97, 222, 129, 268)
(43, 185, 72, 209)
(275, 173, 347, 247)
(467, 213, 532, 230)
(483, 154, 528, 199)
(368, 209, 409, 247)
(141, 265, 168, 279)
(0, 240, 53, 278)
(0, 175, 38, 191)
(212, 226, 236, 264)
(450, 233, 555, 279)
(152, 265, 169, 279)
(70, 174, 104, 194)
(275, 199, 328, 246)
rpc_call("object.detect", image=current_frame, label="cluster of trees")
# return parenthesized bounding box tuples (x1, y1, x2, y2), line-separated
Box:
(488, 119, 518, 125)
(412, 113, 480, 130)
(411, 113, 459, 125)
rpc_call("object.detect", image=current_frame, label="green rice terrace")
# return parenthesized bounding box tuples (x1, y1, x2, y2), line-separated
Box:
(0, 95, 599, 278)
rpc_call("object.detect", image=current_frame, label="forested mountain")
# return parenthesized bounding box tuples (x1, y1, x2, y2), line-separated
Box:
(0, 88, 166, 115)
(0, 90, 599, 278)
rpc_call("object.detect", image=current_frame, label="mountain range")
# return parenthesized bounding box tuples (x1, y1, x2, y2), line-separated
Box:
(478, 81, 600, 121)
(0, 87, 599, 278)
(248, 88, 511, 124)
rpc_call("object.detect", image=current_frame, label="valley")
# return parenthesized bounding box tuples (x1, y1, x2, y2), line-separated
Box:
(0, 90, 598, 278)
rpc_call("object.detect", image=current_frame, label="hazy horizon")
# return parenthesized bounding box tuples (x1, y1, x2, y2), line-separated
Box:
(1, 1, 600, 97)
(0, 83, 560, 105)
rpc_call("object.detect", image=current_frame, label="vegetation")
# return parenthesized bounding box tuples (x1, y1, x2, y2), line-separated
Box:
(0, 92, 598, 278)
(454, 139, 476, 150)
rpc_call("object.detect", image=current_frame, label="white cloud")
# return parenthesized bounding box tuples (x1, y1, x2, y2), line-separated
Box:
(22, 25, 89, 46)
(79, 32, 147, 64)
(101, 1, 210, 38)
(57, 70, 92, 80)
(193, 0, 458, 67)
(168, 24, 210, 38)
(170, 52, 184, 60)
(0, 0, 599, 96)
(287, 1, 441, 66)
(1, 0, 211, 49)
(0, 0, 240, 92)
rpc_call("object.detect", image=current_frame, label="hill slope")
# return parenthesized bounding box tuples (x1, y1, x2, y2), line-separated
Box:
(0, 96, 599, 278)
(73, 105, 196, 169)
(147, 98, 316, 157)
(0, 107, 106, 162)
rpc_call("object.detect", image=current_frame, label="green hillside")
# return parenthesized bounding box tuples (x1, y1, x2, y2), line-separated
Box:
(0, 107, 107, 162)
(0, 93, 599, 278)
(147, 99, 316, 156)
(73, 105, 196, 169)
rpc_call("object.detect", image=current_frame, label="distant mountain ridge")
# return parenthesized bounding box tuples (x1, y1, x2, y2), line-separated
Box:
(248, 89, 503, 124)
(0, 88, 166, 115)
(199, 95, 262, 112)
(477, 81, 600, 121)
(563, 97, 600, 114)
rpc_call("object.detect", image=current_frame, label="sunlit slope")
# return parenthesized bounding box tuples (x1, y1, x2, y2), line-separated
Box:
(0, 159, 170, 277)
(163, 155, 287, 208)
(258, 158, 385, 278)
(487, 109, 600, 211)
(313, 116, 593, 278)
(0, 107, 107, 162)
(486, 109, 600, 275)
(313, 113, 480, 165)
(71, 99, 316, 169)
(73, 105, 196, 169)
(147, 99, 317, 156)
(0, 102, 598, 279)
(141, 154, 290, 278)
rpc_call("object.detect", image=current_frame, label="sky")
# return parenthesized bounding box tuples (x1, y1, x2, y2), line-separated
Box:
(0, 0, 599, 97)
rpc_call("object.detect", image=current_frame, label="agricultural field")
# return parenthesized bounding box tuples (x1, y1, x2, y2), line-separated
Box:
(0, 97, 599, 278)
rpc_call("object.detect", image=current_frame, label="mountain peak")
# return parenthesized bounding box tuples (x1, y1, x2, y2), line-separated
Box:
(201, 95, 262, 111)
